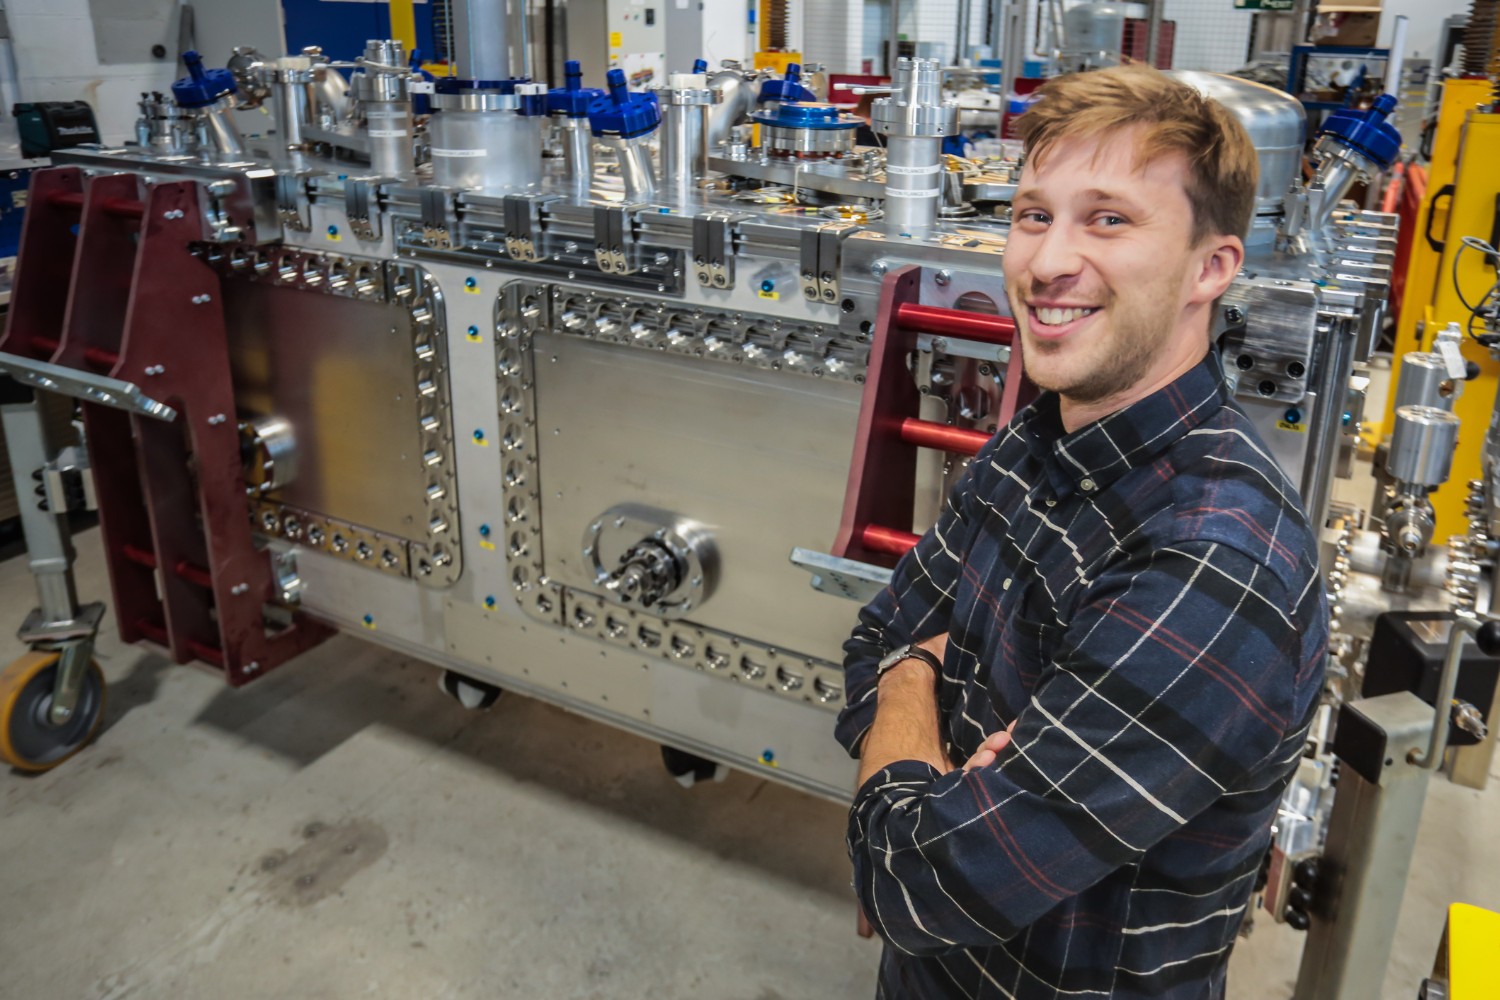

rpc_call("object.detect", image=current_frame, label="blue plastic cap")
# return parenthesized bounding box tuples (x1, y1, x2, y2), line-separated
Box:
(547, 59, 603, 117)
(751, 101, 859, 131)
(587, 68, 660, 138)
(171, 50, 237, 109)
(692, 58, 708, 74)
(1319, 95, 1401, 171)
(435, 77, 531, 95)
(758, 62, 816, 104)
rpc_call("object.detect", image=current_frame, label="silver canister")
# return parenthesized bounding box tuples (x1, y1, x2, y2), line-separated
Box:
(657, 73, 718, 204)
(428, 91, 542, 193)
(873, 58, 958, 233)
(1394, 351, 1462, 412)
(352, 40, 413, 177)
(1387, 404, 1461, 488)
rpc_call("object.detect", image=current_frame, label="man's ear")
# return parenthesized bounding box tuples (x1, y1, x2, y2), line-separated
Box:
(1190, 235, 1244, 305)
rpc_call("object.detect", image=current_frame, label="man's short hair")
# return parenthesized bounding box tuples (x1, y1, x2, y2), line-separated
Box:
(1014, 64, 1259, 244)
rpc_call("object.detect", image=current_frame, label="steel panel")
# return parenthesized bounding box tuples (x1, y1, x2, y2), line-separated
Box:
(532, 331, 866, 663)
(222, 279, 430, 540)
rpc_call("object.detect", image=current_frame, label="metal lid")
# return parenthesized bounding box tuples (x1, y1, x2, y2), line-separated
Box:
(1319, 93, 1401, 171)
(757, 63, 816, 104)
(171, 51, 237, 109)
(751, 101, 860, 131)
(587, 68, 660, 139)
(547, 60, 604, 118)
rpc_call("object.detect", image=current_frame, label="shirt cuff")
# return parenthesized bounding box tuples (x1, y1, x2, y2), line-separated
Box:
(853, 758, 945, 811)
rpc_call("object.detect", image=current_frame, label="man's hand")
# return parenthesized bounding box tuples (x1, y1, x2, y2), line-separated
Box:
(961, 720, 1018, 771)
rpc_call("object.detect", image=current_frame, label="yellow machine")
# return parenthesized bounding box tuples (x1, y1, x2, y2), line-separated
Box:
(1387, 79, 1500, 537)
(1422, 904, 1500, 998)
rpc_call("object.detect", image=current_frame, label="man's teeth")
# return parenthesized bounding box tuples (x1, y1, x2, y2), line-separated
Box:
(1033, 306, 1098, 326)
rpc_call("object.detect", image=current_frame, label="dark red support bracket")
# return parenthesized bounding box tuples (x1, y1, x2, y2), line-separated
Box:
(0, 167, 85, 361)
(3, 169, 329, 686)
(832, 266, 1035, 567)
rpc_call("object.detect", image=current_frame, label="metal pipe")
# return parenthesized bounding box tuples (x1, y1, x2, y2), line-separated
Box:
(1299, 319, 1357, 530)
(1409, 615, 1482, 768)
(1385, 14, 1408, 98)
(896, 303, 1015, 342)
(453, 0, 511, 80)
(201, 102, 246, 157)
(862, 524, 922, 555)
(899, 419, 990, 455)
(557, 115, 594, 192)
(603, 135, 657, 202)
(658, 73, 717, 205)
(883, 135, 943, 232)
(1145, 0, 1163, 68)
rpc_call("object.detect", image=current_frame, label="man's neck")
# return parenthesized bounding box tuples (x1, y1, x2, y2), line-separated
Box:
(1057, 348, 1205, 434)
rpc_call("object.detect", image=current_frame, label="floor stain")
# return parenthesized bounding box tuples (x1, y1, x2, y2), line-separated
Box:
(259, 817, 388, 908)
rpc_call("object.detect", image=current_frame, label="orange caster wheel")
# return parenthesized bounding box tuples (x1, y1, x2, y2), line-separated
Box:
(0, 650, 106, 772)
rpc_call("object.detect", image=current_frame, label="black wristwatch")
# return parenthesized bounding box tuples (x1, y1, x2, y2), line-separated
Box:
(876, 642, 944, 682)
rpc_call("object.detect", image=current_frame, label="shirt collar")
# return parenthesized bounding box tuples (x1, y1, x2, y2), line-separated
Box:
(1020, 353, 1231, 499)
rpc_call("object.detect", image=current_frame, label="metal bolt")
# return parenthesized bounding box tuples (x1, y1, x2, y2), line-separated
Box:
(207, 413, 226, 425)
(144, 365, 165, 375)
(243, 660, 260, 675)
(869, 260, 888, 277)
(933, 337, 949, 353)
(1225, 305, 1245, 325)
(191, 293, 213, 305)
(934, 269, 952, 286)
(231, 582, 249, 595)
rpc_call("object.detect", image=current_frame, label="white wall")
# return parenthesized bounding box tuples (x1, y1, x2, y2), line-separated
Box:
(1375, 0, 1467, 64)
(6, 0, 180, 144)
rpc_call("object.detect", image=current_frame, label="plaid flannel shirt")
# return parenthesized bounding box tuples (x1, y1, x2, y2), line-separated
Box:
(837, 355, 1328, 999)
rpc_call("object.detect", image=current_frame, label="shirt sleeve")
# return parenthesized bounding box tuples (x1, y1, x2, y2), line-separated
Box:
(834, 440, 994, 759)
(846, 539, 1304, 956)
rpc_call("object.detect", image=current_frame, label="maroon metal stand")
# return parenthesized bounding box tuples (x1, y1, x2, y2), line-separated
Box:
(832, 266, 1034, 566)
(1, 167, 329, 685)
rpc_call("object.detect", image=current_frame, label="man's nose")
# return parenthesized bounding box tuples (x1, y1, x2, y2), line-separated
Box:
(1024, 224, 1084, 285)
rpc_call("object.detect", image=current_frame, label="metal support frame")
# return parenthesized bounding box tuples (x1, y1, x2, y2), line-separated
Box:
(0, 167, 331, 687)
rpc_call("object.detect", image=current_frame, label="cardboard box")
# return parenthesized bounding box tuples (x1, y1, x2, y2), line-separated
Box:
(1311, 11, 1381, 47)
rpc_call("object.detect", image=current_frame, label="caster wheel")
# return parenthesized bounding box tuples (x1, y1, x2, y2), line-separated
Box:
(439, 670, 502, 710)
(0, 650, 106, 772)
(661, 746, 728, 788)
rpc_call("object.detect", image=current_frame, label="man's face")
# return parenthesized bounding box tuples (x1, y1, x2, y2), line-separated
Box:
(1003, 128, 1221, 411)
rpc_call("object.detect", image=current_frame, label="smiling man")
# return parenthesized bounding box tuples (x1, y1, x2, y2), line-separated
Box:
(837, 65, 1328, 999)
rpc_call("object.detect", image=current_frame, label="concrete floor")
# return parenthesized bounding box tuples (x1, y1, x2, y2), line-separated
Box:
(2, 526, 1498, 999)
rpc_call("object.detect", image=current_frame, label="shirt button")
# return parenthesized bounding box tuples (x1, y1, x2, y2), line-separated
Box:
(1080, 478, 1096, 492)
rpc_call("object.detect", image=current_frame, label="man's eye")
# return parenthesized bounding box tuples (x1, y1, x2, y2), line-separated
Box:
(1096, 214, 1127, 227)
(1018, 210, 1051, 225)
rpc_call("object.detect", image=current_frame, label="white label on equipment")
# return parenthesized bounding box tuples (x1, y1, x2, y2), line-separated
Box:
(884, 187, 940, 198)
(368, 129, 409, 138)
(432, 148, 487, 158)
(885, 163, 941, 176)
(1438, 339, 1467, 379)
(409, 80, 435, 94)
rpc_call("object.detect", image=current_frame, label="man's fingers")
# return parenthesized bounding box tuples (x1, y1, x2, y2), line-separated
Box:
(963, 748, 996, 771)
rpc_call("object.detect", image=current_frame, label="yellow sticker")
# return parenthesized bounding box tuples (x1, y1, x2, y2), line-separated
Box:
(473, 437, 489, 447)
(1276, 420, 1308, 434)
(610, 31, 623, 46)
(327, 232, 341, 242)
(464, 284, 481, 294)
(757, 289, 780, 301)
(362, 619, 377, 631)
(480, 539, 496, 551)
(466, 332, 483, 342)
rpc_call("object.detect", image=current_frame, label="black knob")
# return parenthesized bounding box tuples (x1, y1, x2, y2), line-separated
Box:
(1284, 907, 1310, 931)
(1288, 886, 1313, 910)
(1466, 361, 1482, 381)
(1476, 620, 1500, 657)
(1293, 857, 1320, 889)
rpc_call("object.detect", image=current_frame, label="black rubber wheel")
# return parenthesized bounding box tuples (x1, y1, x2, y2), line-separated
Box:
(0, 651, 106, 772)
(439, 669, 502, 710)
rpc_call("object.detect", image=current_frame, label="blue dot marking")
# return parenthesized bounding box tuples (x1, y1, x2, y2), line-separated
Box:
(362, 613, 374, 625)
(327, 224, 339, 236)
(479, 523, 491, 537)
(472, 428, 485, 442)
(761, 748, 775, 763)
(468, 324, 479, 337)
(761, 279, 775, 293)
(484, 595, 496, 609)
(1284, 408, 1302, 424)
(464, 276, 477, 288)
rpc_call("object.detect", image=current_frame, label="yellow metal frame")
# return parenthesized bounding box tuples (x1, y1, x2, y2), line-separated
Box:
(389, 0, 417, 53)
(1385, 81, 1500, 537)
(753, 51, 802, 73)
(1436, 903, 1500, 998)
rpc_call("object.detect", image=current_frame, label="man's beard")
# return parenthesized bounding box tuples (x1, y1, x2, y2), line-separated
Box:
(1018, 265, 1187, 405)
